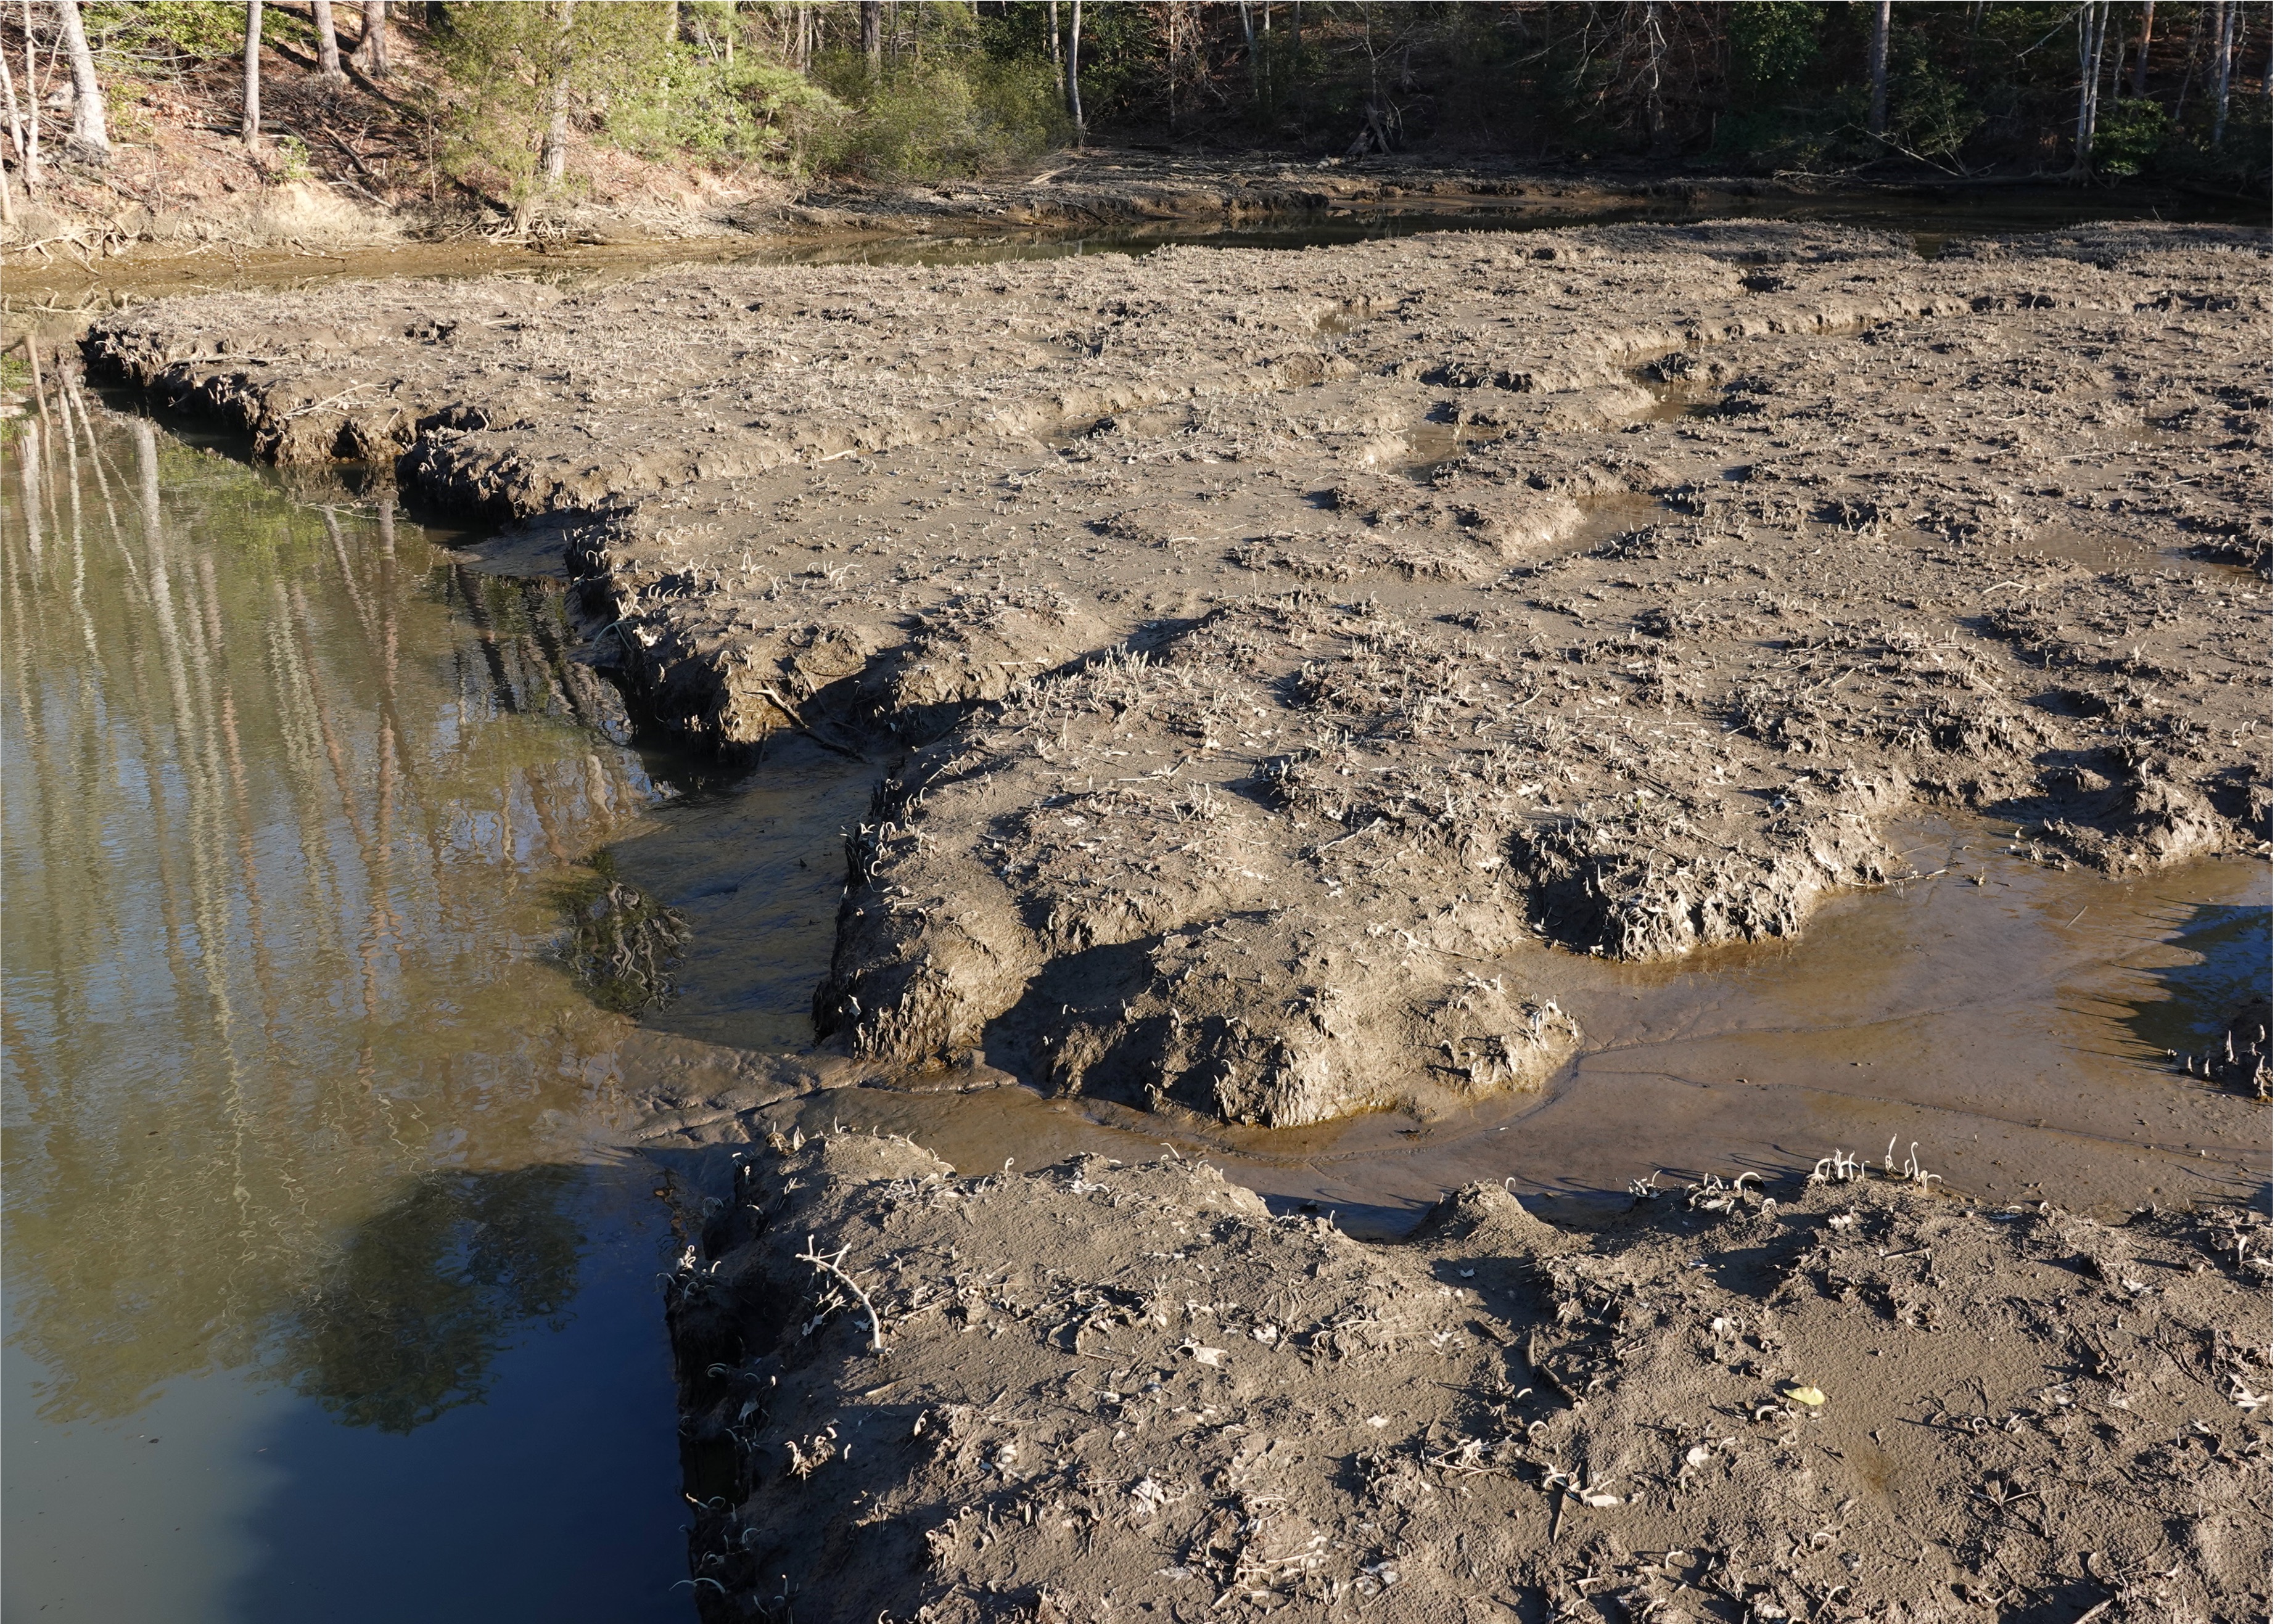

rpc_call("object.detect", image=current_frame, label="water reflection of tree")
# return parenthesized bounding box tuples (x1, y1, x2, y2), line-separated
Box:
(0, 398, 650, 1424)
(283, 1165, 588, 1434)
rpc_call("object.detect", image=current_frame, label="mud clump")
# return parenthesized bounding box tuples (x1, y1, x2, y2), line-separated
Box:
(664, 1129, 2273, 1623)
(85, 219, 2273, 1126)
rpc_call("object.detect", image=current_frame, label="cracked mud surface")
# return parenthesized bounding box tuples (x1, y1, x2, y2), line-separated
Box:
(662, 1130, 2272, 1623)
(88, 218, 2272, 1133)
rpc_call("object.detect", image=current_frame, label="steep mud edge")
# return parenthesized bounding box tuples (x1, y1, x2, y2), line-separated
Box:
(663, 1129, 2272, 1623)
(83, 219, 2273, 1127)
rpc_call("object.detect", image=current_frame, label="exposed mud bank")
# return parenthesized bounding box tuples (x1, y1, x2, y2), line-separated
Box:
(662, 1126, 2273, 1623)
(83, 218, 2272, 1129)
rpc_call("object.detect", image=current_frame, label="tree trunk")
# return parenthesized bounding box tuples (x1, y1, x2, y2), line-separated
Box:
(0, 146, 15, 225)
(1166, 0, 1177, 134)
(1238, 0, 1258, 105)
(1068, 0, 1084, 141)
(1642, 0, 1666, 147)
(1048, 0, 1061, 78)
(541, 0, 574, 186)
(352, 0, 388, 77)
(2133, 0, 2154, 95)
(2211, 0, 2236, 144)
(861, 0, 881, 80)
(2071, 0, 2108, 177)
(311, 0, 344, 82)
(56, 0, 107, 161)
(242, 0, 263, 152)
(1, 20, 31, 183)
(1868, 0, 1891, 136)
(23, 0, 41, 191)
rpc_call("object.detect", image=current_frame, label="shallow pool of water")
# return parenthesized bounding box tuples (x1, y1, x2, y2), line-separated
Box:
(1, 404, 691, 1622)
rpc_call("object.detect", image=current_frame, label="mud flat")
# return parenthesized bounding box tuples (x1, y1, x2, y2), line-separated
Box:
(86, 218, 2271, 1131)
(76, 216, 2273, 1617)
(657, 1128, 2271, 1623)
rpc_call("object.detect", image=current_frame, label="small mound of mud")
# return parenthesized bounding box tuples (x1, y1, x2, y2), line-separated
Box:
(665, 1128, 2273, 1623)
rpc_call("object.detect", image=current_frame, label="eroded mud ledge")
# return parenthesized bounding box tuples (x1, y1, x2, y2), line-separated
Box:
(84, 219, 2272, 1130)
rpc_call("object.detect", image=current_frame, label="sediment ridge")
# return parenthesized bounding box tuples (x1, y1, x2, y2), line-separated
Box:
(81, 217, 2273, 1129)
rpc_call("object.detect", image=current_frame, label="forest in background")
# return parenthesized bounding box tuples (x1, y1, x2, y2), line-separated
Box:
(2, 1, 2268, 244)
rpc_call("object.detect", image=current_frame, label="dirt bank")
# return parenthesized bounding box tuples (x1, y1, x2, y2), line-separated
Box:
(81, 219, 2272, 1130)
(663, 1126, 2272, 1622)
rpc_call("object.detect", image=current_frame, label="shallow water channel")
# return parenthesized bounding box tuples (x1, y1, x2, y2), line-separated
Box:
(4, 202, 2270, 1620)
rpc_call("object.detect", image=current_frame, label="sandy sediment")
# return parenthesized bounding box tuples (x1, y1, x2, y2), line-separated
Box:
(83, 218, 2273, 1127)
(662, 1127, 2273, 1622)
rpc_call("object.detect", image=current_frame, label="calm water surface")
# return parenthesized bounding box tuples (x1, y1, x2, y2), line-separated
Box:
(1, 402, 691, 1622)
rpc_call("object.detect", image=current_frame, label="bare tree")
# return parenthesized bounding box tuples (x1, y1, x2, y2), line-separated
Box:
(19, 0, 39, 192)
(540, 0, 575, 186)
(1642, 0, 1667, 147)
(2071, 0, 2110, 177)
(2210, 0, 2236, 145)
(2132, 0, 2154, 95)
(351, 0, 389, 78)
(861, 0, 881, 80)
(241, 0, 263, 152)
(1238, 0, 1260, 106)
(1868, 0, 1891, 136)
(1, 25, 31, 193)
(1068, 0, 1085, 139)
(311, 0, 345, 84)
(55, 0, 106, 162)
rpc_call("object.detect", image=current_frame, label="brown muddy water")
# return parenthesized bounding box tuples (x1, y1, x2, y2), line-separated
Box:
(3, 200, 2269, 1619)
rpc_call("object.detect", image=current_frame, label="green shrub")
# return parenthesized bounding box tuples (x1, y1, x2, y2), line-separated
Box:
(2092, 96, 2167, 176)
(605, 54, 846, 170)
(816, 55, 1067, 181)
(1888, 57, 1980, 161)
(432, 0, 849, 205)
(83, 1, 260, 70)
